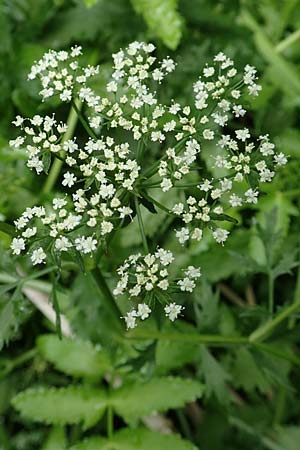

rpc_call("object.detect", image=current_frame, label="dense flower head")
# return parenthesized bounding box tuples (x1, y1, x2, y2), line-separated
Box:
(113, 248, 201, 328)
(9, 41, 287, 327)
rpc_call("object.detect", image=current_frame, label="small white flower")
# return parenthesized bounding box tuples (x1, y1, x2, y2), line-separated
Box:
(274, 153, 287, 166)
(178, 277, 196, 292)
(245, 188, 258, 204)
(137, 303, 151, 320)
(212, 228, 229, 245)
(235, 128, 250, 142)
(11, 237, 25, 255)
(124, 310, 137, 329)
(161, 178, 173, 192)
(62, 172, 77, 188)
(55, 236, 72, 252)
(164, 303, 184, 321)
(31, 247, 47, 265)
(176, 227, 189, 245)
(203, 66, 215, 77)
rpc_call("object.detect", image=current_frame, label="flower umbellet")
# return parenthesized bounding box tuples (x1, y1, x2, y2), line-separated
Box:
(9, 42, 287, 328)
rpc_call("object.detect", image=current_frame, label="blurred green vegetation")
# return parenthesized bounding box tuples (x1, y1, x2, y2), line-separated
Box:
(0, 0, 300, 449)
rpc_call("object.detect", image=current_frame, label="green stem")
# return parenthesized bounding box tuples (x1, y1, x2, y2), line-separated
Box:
(134, 196, 149, 253)
(141, 192, 171, 214)
(229, 416, 284, 450)
(0, 348, 38, 379)
(276, 29, 300, 53)
(273, 386, 286, 426)
(288, 249, 300, 329)
(253, 342, 300, 367)
(268, 271, 274, 316)
(71, 98, 97, 139)
(107, 406, 114, 439)
(250, 301, 300, 342)
(91, 267, 123, 329)
(42, 98, 81, 195)
(126, 330, 248, 345)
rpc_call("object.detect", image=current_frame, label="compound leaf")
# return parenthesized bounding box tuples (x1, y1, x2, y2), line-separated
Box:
(12, 386, 107, 429)
(37, 334, 111, 379)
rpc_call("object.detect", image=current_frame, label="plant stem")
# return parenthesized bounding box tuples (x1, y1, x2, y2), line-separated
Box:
(288, 249, 300, 329)
(134, 195, 149, 253)
(276, 29, 300, 53)
(268, 271, 274, 316)
(42, 98, 81, 195)
(107, 406, 114, 439)
(126, 330, 248, 345)
(71, 98, 97, 139)
(249, 301, 300, 342)
(91, 267, 123, 329)
(0, 348, 38, 379)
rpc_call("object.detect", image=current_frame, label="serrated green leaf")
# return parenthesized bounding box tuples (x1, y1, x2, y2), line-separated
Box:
(131, 0, 183, 49)
(37, 334, 111, 379)
(232, 348, 270, 394)
(155, 322, 199, 373)
(41, 427, 66, 450)
(72, 428, 198, 450)
(111, 376, 204, 424)
(12, 386, 107, 429)
(200, 346, 231, 405)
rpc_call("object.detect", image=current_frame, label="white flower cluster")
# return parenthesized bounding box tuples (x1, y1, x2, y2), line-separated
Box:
(9, 115, 67, 174)
(9, 41, 287, 328)
(113, 248, 201, 328)
(28, 46, 99, 102)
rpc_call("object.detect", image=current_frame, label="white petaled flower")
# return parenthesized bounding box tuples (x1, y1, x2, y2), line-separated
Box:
(212, 228, 230, 245)
(31, 247, 47, 265)
(75, 236, 97, 254)
(137, 303, 151, 320)
(164, 303, 184, 321)
(124, 310, 137, 329)
(11, 237, 25, 255)
(235, 128, 250, 142)
(62, 172, 77, 188)
(245, 188, 258, 204)
(55, 236, 72, 252)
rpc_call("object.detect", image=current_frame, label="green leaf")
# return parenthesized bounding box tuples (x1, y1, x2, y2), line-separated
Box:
(41, 427, 66, 450)
(155, 321, 199, 373)
(84, 0, 101, 6)
(210, 213, 238, 224)
(200, 346, 231, 405)
(111, 376, 204, 424)
(240, 10, 300, 98)
(0, 222, 16, 237)
(37, 334, 111, 380)
(232, 348, 270, 394)
(276, 426, 300, 450)
(131, 0, 183, 49)
(72, 428, 198, 450)
(12, 386, 107, 429)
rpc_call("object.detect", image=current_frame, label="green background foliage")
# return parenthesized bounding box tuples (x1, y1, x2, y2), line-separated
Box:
(0, 0, 300, 448)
